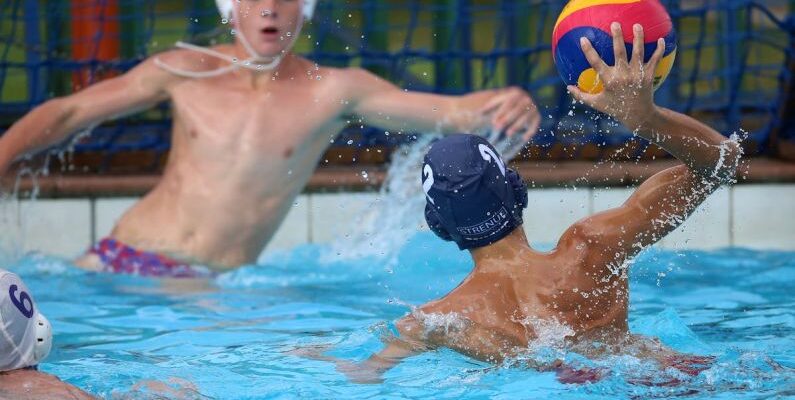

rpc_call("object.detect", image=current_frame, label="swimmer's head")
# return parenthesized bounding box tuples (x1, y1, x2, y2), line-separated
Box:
(0, 269, 52, 371)
(216, 0, 316, 63)
(422, 134, 528, 250)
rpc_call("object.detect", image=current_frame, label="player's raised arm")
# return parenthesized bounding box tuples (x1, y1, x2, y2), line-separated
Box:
(561, 23, 741, 261)
(340, 68, 540, 141)
(568, 23, 741, 181)
(0, 54, 181, 177)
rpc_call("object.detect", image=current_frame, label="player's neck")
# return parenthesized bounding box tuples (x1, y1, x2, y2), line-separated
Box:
(469, 227, 533, 268)
(230, 43, 295, 83)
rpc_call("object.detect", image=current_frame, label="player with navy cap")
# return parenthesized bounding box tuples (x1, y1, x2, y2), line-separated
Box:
(422, 134, 528, 251)
(309, 25, 738, 383)
(0, 269, 94, 399)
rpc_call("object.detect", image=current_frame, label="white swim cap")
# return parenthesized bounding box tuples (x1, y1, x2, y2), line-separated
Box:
(0, 270, 52, 371)
(215, 0, 317, 21)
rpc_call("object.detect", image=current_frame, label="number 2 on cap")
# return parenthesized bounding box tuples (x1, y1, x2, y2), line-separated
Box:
(423, 164, 435, 205)
(478, 144, 506, 176)
(9, 285, 34, 318)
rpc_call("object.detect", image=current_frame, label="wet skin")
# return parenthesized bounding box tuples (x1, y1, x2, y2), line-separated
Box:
(319, 23, 740, 383)
(0, 369, 95, 400)
(0, 0, 540, 270)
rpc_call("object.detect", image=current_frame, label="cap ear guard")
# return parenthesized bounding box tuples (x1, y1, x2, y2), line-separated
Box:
(425, 202, 453, 242)
(506, 168, 528, 214)
(0, 270, 53, 370)
(303, 0, 317, 20)
(33, 313, 52, 364)
(215, 0, 233, 21)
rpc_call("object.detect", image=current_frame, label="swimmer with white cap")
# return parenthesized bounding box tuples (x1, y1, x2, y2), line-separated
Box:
(1, 0, 541, 275)
(0, 269, 94, 399)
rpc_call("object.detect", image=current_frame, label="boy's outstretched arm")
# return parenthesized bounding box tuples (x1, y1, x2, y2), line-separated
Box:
(0, 55, 180, 179)
(338, 68, 540, 141)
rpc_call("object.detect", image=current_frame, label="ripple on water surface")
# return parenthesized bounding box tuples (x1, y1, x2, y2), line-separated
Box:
(7, 239, 795, 399)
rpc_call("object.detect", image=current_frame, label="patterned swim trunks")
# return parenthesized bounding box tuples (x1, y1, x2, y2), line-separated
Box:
(88, 237, 213, 278)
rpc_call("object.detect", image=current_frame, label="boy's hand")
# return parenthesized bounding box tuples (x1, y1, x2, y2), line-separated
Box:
(567, 23, 666, 130)
(479, 87, 541, 141)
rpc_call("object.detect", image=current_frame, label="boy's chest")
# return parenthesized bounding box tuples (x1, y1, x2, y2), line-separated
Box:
(169, 81, 346, 151)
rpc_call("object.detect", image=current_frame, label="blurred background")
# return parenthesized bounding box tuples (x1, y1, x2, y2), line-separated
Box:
(1, 0, 793, 176)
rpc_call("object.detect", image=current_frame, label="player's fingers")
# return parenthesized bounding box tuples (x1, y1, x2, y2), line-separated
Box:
(498, 104, 528, 136)
(631, 24, 645, 67)
(646, 38, 665, 74)
(611, 22, 628, 66)
(479, 94, 503, 115)
(522, 113, 541, 142)
(567, 85, 599, 105)
(505, 114, 529, 138)
(492, 99, 518, 131)
(580, 37, 609, 76)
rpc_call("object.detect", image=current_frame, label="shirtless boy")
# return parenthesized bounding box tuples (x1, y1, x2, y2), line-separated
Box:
(0, 0, 539, 276)
(315, 23, 740, 383)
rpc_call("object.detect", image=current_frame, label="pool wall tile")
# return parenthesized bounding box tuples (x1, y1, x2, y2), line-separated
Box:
(660, 187, 731, 249)
(732, 184, 795, 249)
(523, 188, 591, 247)
(309, 192, 381, 244)
(4, 184, 795, 260)
(94, 198, 139, 241)
(263, 195, 310, 252)
(14, 199, 92, 258)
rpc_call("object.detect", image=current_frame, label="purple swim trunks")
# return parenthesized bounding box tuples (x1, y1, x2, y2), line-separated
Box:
(88, 238, 213, 278)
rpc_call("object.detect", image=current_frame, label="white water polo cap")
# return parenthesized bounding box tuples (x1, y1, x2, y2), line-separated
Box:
(215, 0, 317, 21)
(0, 270, 52, 371)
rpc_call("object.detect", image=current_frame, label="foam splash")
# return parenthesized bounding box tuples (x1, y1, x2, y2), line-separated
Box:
(411, 310, 469, 339)
(517, 316, 576, 355)
(0, 128, 92, 266)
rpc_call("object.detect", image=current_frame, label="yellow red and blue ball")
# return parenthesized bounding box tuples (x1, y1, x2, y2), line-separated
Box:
(552, 0, 678, 93)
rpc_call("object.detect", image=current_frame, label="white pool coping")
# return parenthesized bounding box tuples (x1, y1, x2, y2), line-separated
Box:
(1, 183, 793, 260)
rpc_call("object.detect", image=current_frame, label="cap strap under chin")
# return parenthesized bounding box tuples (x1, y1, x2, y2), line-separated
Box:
(155, 1, 305, 78)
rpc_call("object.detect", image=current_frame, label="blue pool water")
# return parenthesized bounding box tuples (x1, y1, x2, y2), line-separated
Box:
(9, 233, 795, 399)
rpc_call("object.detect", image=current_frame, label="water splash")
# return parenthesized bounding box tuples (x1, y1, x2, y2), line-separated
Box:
(0, 127, 91, 265)
(516, 316, 576, 361)
(412, 310, 469, 339)
(322, 128, 526, 266)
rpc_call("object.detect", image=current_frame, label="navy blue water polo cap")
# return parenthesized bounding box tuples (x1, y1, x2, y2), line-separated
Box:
(422, 134, 528, 250)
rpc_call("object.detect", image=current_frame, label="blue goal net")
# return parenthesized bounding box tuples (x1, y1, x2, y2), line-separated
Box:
(0, 0, 793, 173)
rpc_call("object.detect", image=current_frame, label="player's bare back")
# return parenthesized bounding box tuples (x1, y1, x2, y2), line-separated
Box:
(405, 228, 629, 362)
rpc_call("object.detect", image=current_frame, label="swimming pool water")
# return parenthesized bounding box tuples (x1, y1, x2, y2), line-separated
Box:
(10, 233, 795, 399)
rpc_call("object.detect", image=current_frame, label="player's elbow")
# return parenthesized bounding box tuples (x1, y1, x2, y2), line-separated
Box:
(703, 140, 742, 185)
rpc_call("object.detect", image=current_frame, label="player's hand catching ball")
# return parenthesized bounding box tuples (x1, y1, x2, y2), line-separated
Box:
(567, 22, 666, 130)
